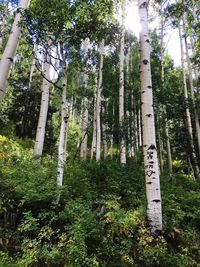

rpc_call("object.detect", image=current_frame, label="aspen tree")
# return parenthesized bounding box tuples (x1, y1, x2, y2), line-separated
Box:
(96, 40, 104, 161)
(119, 1, 126, 164)
(33, 44, 51, 156)
(138, 0, 162, 233)
(80, 38, 89, 160)
(56, 43, 68, 201)
(179, 22, 200, 181)
(0, 0, 10, 47)
(0, 0, 29, 104)
(160, 6, 173, 176)
(183, 18, 200, 157)
(91, 67, 98, 160)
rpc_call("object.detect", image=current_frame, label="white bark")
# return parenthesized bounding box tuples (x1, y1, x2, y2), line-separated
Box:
(0, 0, 30, 103)
(138, 0, 162, 233)
(80, 38, 89, 160)
(96, 40, 104, 161)
(183, 21, 200, 156)
(33, 44, 51, 156)
(57, 43, 68, 194)
(0, 0, 10, 47)
(179, 22, 200, 181)
(165, 120, 173, 176)
(102, 103, 108, 160)
(91, 67, 98, 160)
(28, 44, 38, 89)
(119, 1, 126, 164)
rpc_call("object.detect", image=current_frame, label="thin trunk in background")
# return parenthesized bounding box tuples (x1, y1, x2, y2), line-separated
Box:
(33, 43, 51, 156)
(138, 0, 162, 234)
(0, 0, 10, 47)
(96, 40, 104, 161)
(0, 0, 30, 103)
(28, 44, 38, 89)
(80, 38, 89, 160)
(179, 22, 200, 181)
(91, 67, 98, 160)
(56, 43, 68, 202)
(119, 1, 126, 164)
(183, 18, 200, 157)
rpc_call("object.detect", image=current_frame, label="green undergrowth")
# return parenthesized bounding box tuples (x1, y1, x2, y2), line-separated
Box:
(0, 136, 200, 266)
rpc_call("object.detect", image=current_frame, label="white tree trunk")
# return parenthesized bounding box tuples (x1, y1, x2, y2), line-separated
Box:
(28, 44, 38, 89)
(165, 120, 173, 176)
(56, 43, 68, 197)
(102, 103, 108, 160)
(33, 44, 51, 156)
(119, 1, 126, 164)
(96, 40, 104, 161)
(80, 38, 89, 160)
(183, 21, 200, 156)
(0, 0, 30, 103)
(91, 67, 98, 160)
(138, 0, 162, 233)
(0, 0, 10, 47)
(179, 22, 200, 181)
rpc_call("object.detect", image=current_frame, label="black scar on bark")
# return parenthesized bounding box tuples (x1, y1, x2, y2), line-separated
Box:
(152, 199, 161, 203)
(149, 161, 154, 164)
(146, 114, 152, 117)
(147, 86, 152, 89)
(7, 57, 13, 62)
(147, 182, 152, 184)
(142, 91, 145, 94)
(148, 144, 156, 150)
(146, 39, 150, 43)
(143, 59, 148, 65)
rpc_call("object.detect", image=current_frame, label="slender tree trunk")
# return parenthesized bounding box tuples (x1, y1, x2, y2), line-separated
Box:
(96, 40, 104, 161)
(0, 0, 10, 47)
(165, 120, 173, 176)
(157, 114, 163, 173)
(33, 44, 51, 156)
(119, 1, 126, 164)
(56, 43, 68, 200)
(183, 20, 200, 156)
(80, 38, 89, 160)
(0, 0, 30, 103)
(110, 104, 114, 159)
(138, 0, 162, 234)
(28, 44, 38, 89)
(91, 67, 98, 160)
(179, 22, 200, 181)
(102, 102, 108, 160)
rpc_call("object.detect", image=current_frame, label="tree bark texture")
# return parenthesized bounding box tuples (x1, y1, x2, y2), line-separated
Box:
(179, 22, 200, 181)
(33, 44, 50, 156)
(119, 1, 126, 164)
(138, 0, 162, 233)
(96, 40, 104, 161)
(0, 0, 30, 103)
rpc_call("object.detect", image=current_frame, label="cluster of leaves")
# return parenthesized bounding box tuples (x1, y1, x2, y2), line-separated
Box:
(0, 137, 200, 266)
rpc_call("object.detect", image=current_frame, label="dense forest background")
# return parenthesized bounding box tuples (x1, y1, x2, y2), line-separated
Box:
(0, 0, 200, 266)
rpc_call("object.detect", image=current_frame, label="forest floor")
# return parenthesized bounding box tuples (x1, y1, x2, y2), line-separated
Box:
(0, 135, 200, 267)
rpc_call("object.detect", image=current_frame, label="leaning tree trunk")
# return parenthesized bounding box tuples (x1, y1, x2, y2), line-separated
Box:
(179, 22, 200, 181)
(80, 38, 89, 160)
(0, 0, 30, 104)
(56, 43, 68, 202)
(138, 0, 162, 234)
(96, 40, 104, 161)
(119, 1, 126, 164)
(33, 44, 51, 156)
